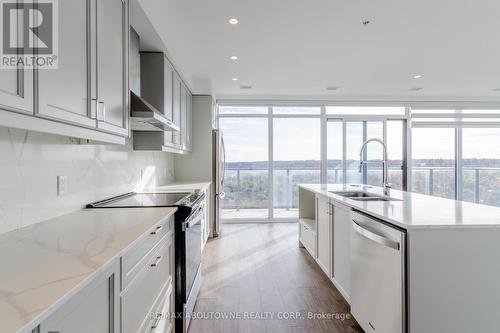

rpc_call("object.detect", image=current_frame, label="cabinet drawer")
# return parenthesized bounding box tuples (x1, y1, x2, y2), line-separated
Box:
(122, 235, 173, 333)
(122, 216, 172, 287)
(300, 222, 316, 257)
(140, 282, 173, 333)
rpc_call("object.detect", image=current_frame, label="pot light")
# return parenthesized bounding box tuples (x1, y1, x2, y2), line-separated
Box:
(413, 75, 423, 79)
(230, 55, 238, 60)
(228, 18, 239, 25)
(232, 78, 238, 81)
(326, 86, 339, 91)
(410, 87, 423, 91)
(240, 85, 252, 90)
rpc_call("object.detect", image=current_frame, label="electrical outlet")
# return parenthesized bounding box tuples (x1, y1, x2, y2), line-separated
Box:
(57, 176, 68, 196)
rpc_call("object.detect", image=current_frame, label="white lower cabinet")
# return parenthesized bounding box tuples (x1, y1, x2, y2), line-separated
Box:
(121, 232, 174, 333)
(316, 195, 332, 276)
(36, 220, 173, 333)
(39, 260, 120, 333)
(332, 203, 352, 300)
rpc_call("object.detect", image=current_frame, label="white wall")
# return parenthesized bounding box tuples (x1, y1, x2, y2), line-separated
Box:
(0, 127, 174, 234)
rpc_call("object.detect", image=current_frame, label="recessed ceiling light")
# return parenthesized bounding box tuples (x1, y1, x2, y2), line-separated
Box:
(232, 78, 238, 81)
(413, 75, 423, 79)
(240, 85, 252, 90)
(410, 87, 424, 91)
(326, 86, 340, 91)
(230, 55, 238, 60)
(228, 18, 239, 25)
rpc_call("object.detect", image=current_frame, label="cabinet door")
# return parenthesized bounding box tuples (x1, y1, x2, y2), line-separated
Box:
(37, 0, 95, 128)
(0, 5, 33, 115)
(163, 57, 174, 146)
(333, 204, 351, 298)
(180, 83, 188, 149)
(40, 261, 119, 333)
(186, 91, 193, 151)
(96, 0, 128, 136)
(316, 196, 332, 276)
(172, 72, 181, 146)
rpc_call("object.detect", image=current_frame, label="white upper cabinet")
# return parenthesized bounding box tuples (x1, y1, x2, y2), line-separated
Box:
(95, 0, 129, 136)
(36, 0, 95, 128)
(0, 5, 33, 115)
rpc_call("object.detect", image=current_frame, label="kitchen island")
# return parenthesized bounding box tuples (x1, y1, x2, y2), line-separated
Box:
(299, 183, 500, 333)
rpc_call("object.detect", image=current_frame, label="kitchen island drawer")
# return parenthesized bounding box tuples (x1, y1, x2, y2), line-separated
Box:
(299, 219, 316, 258)
(121, 234, 173, 333)
(122, 215, 173, 287)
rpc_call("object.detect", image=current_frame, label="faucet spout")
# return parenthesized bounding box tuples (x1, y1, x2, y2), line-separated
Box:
(358, 138, 391, 195)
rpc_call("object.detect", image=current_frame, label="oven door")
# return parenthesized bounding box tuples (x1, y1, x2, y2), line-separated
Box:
(185, 205, 203, 300)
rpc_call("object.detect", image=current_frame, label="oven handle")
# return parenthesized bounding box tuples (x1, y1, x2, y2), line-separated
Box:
(185, 206, 204, 229)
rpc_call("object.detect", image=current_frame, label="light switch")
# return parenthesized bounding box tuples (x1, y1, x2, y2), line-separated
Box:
(57, 176, 68, 196)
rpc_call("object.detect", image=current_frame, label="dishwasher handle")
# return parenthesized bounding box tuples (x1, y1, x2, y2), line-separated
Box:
(352, 220, 400, 250)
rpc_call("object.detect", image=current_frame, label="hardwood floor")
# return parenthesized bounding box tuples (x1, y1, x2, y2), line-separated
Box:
(189, 223, 363, 333)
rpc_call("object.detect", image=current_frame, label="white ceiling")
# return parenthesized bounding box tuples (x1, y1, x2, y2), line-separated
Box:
(138, 0, 500, 100)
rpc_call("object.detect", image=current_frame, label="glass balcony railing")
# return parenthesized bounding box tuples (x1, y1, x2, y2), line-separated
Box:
(221, 166, 500, 217)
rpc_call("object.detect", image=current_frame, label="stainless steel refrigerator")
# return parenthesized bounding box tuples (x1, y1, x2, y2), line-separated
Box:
(212, 129, 225, 237)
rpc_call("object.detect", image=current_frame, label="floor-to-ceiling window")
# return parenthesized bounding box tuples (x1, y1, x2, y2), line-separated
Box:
(218, 106, 269, 220)
(273, 107, 321, 218)
(326, 106, 407, 190)
(462, 128, 500, 205)
(410, 108, 500, 206)
(218, 103, 500, 222)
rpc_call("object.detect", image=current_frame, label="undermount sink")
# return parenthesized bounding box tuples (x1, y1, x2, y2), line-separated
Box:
(329, 191, 401, 202)
(329, 191, 373, 198)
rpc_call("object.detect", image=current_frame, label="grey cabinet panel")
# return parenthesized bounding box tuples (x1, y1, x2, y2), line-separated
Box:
(172, 72, 181, 146)
(96, 0, 128, 136)
(40, 260, 119, 333)
(0, 5, 33, 115)
(0, 69, 33, 115)
(37, 0, 94, 128)
(186, 91, 192, 151)
(180, 83, 187, 149)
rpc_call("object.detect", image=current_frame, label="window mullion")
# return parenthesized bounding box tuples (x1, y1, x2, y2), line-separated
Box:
(268, 107, 273, 220)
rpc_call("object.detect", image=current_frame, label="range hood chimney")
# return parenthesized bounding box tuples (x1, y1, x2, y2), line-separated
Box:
(129, 27, 179, 132)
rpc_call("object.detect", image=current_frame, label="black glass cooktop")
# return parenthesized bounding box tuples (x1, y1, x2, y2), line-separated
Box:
(88, 192, 191, 208)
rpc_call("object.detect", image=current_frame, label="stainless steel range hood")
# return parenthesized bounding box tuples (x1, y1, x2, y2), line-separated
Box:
(130, 91, 180, 131)
(129, 27, 179, 132)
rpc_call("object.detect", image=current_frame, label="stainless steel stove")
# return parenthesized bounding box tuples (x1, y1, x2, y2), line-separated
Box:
(87, 191, 206, 333)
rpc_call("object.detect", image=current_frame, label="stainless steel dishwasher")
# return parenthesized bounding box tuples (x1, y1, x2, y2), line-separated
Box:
(350, 211, 406, 333)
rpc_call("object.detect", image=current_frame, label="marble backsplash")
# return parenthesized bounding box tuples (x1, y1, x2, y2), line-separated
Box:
(0, 127, 175, 234)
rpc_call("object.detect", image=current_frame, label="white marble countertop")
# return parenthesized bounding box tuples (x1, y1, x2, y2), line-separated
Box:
(0, 206, 177, 333)
(299, 183, 500, 229)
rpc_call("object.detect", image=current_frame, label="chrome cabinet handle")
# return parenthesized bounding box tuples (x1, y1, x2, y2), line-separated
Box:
(150, 256, 163, 267)
(150, 225, 162, 235)
(90, 99, 97, 119)
(97, 101, 106, 121)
